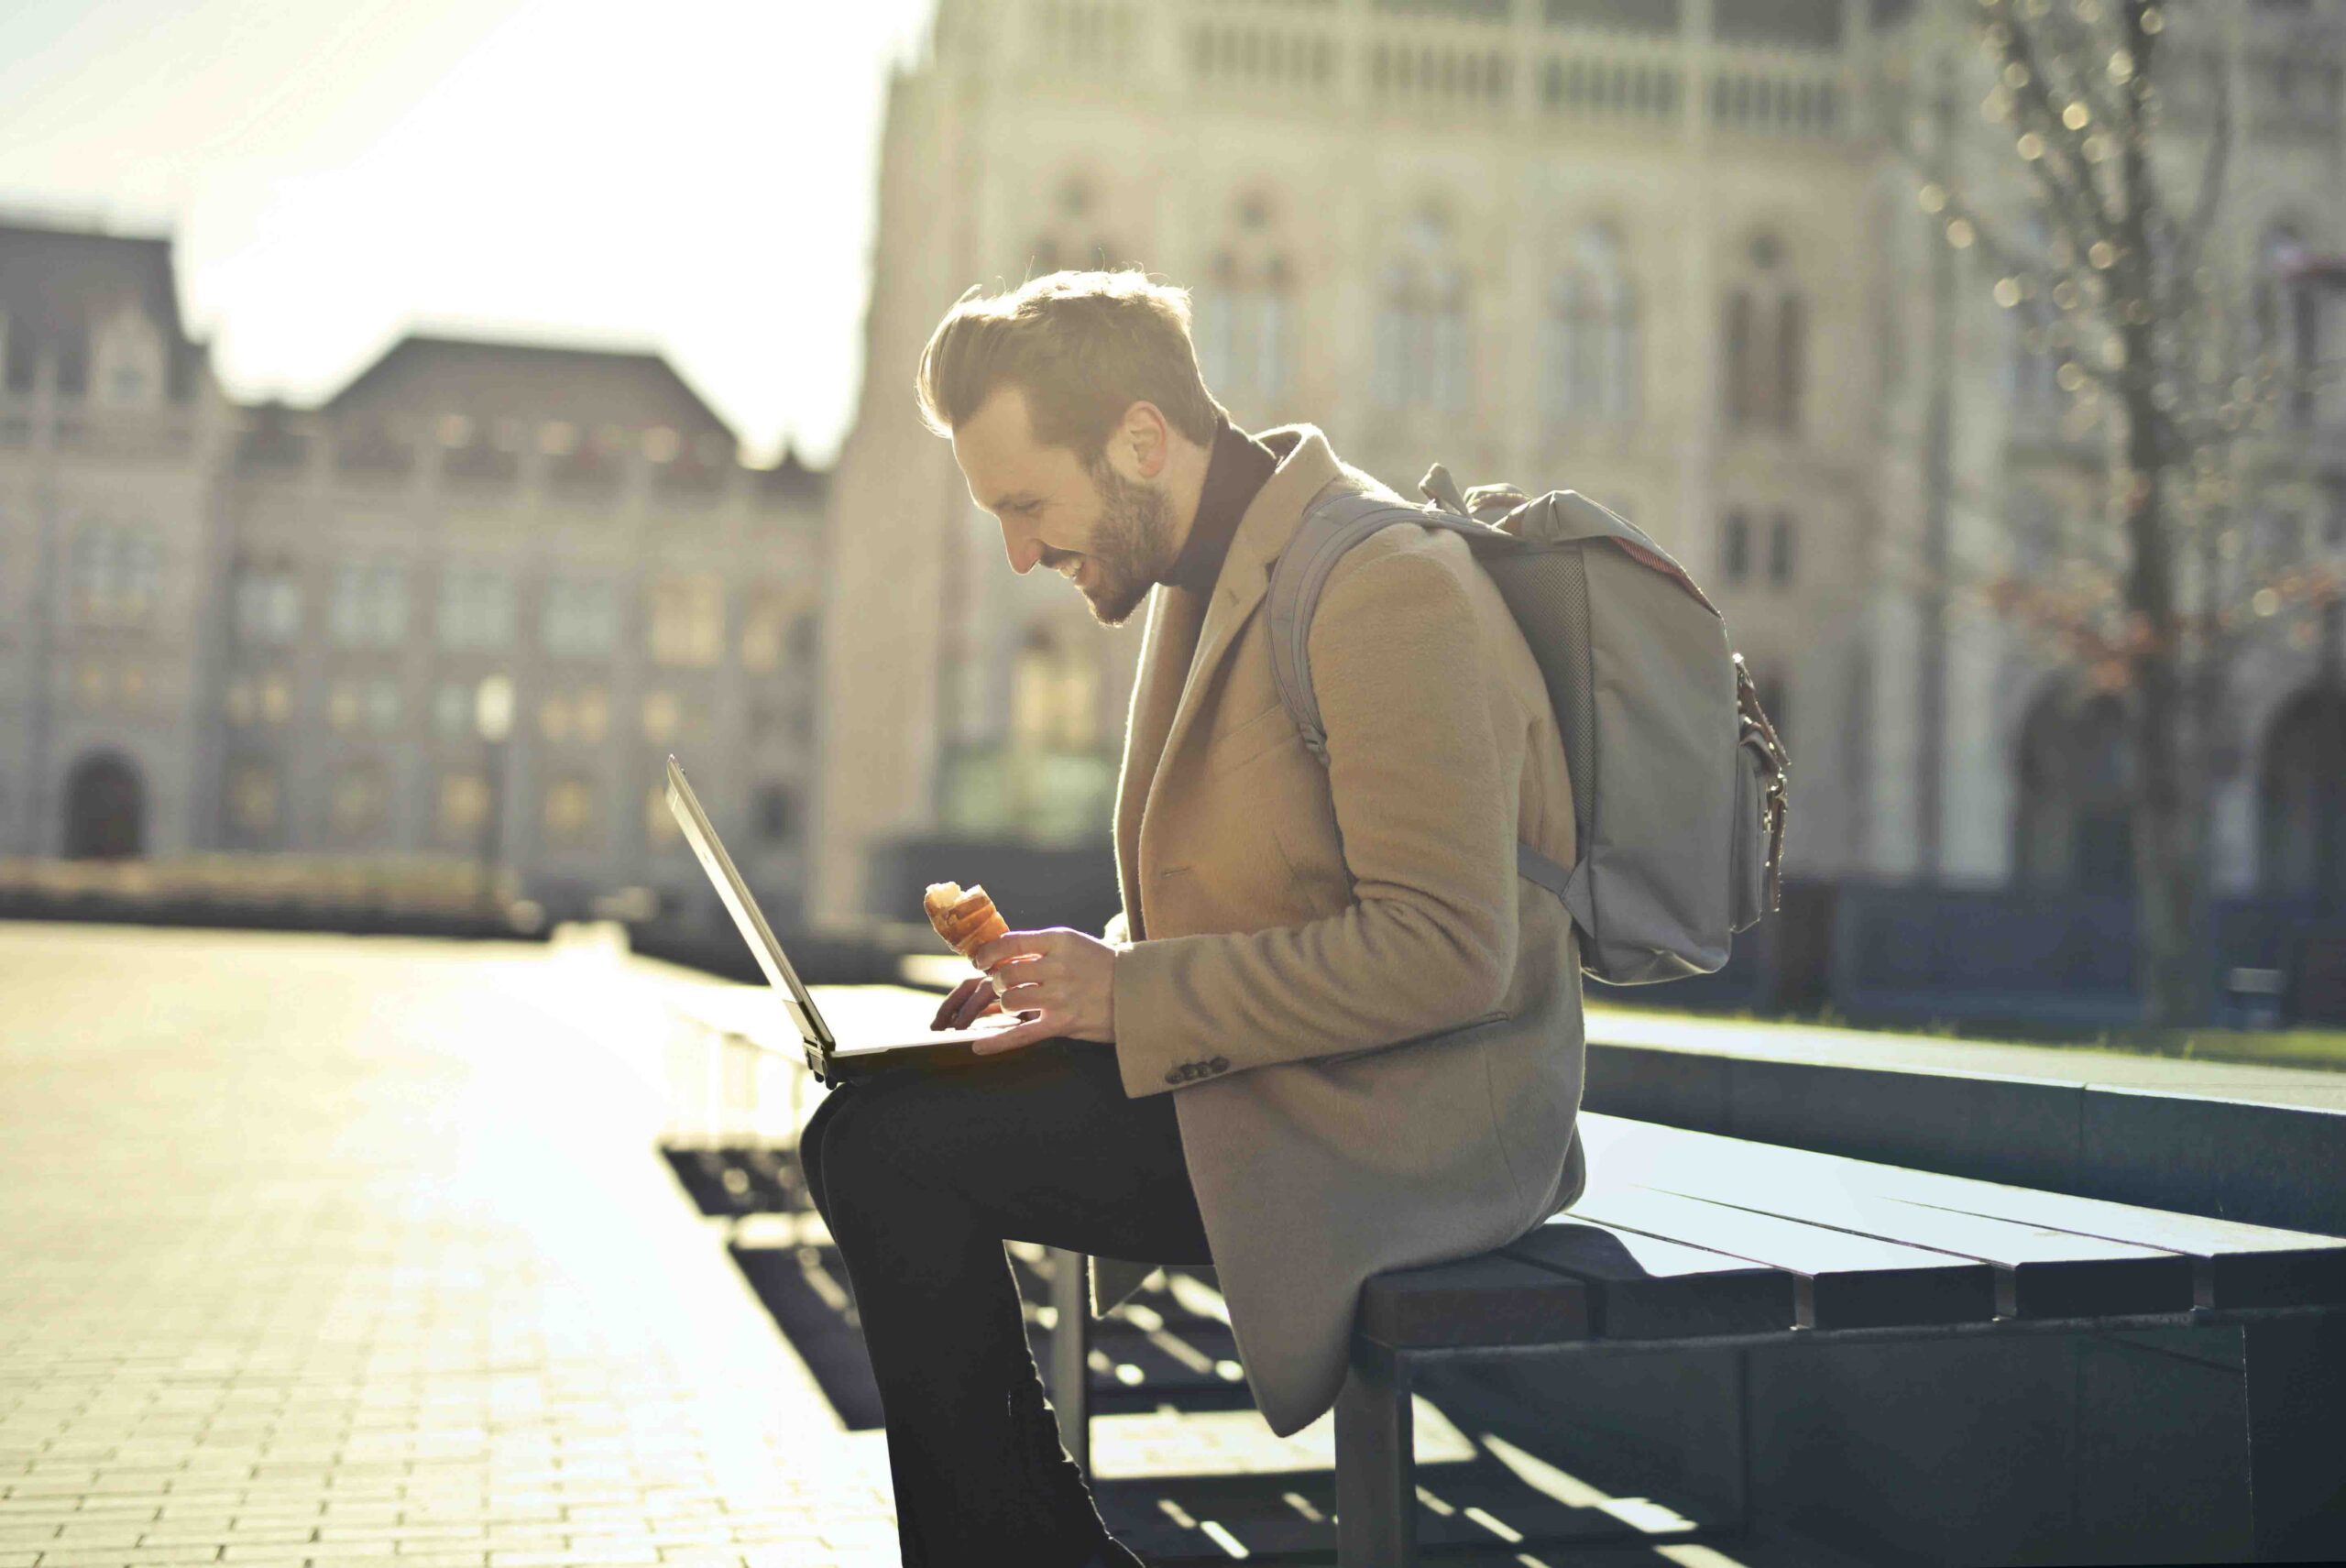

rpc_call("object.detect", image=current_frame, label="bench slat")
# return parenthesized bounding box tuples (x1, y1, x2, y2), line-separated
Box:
(1582, 1114, 2346, 1309)
(1356, 1255, 1591, 1350)
(1501, 1218, 1799, 1339)
(1571, 1186, 1998, 1330)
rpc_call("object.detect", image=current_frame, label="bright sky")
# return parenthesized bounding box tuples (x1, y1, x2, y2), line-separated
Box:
(0, 0, 933, 466)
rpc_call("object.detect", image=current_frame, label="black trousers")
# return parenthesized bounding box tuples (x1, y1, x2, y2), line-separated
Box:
(798, 1038, 1216, 1567)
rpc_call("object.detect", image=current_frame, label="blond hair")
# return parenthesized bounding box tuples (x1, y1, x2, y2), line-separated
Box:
(915, 269, 1226, 459)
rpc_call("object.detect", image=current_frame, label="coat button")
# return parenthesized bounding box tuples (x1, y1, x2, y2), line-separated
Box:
(1209, 1055, 1229, 1072)
(1163, 1069, 1181, 1085)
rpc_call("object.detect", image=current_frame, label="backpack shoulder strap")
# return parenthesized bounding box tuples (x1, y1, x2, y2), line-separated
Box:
(1266, 490, 1456, 761)
(1266, 484, 1582, 921)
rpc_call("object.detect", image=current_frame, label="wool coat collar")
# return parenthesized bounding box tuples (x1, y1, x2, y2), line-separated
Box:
(1113, 423, 1351, 941)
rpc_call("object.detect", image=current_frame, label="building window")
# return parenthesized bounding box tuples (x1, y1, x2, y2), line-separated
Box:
(645, 785, 682, 847)
(543, 778, 600, 850)
(543, 577, 618, 658)
(233, 561, 301, 646)
(1768, 514, 1794, 587)
(1721, 511, 1750, 584)
(92, 307, 163, 410)
(329, 763, 388, 839)
(438, 773, 492, 839)
(1013, 623, 1101, 753)
(226, 760, 279, 835)
(70, 524, 161, 627)
(2257, 219, 2322, 428)
(641, 689, 682, 744)
(1542, 224, 1639, 424)
(1724, 231, 1803, 433)
(753, 783, 799, 845)
(648, 575, 724, 667)
(327, 681, 362, 732)
(1193, 193, 1296, 411)
(739, 590, 809, 672)
(437, 566, 515, 651)
(366, 679, 400, 732)
(433, 682, 473, 738)
(328, 562, 407, 648)
(575, 686, 609, 743)
(539, 694, 574, 742)
(254, 671, 292, 725)
(1374, 212, 1472, 413)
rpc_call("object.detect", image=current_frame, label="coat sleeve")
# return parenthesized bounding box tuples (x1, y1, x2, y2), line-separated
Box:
(1108, 547, 1521, 1100)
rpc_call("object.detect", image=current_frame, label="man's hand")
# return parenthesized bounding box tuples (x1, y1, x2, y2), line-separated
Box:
(944, 927, 1121, 1056)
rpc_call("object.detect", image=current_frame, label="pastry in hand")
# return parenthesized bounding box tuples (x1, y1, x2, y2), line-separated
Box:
(924, 882, 1010, 959)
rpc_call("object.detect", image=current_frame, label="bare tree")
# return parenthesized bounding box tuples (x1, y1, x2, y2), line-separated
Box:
(1895, 0, 2341, 1026)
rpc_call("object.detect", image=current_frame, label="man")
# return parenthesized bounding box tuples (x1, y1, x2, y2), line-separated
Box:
(797, 269, 1587, 1567)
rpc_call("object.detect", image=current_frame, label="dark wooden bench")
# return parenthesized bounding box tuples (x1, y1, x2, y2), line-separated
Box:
(1324, 1112, 2346, 1566)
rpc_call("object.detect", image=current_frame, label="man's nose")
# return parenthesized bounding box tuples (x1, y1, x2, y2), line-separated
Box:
(1003, 522, 1043, 575)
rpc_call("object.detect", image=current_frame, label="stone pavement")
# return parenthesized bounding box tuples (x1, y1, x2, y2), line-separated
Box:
(0, 922, 898, 1568)
(0, 922, 1787, 1568)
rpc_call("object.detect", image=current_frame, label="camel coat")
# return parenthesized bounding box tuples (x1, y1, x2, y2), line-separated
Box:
(1088, 424, 1588, 1437)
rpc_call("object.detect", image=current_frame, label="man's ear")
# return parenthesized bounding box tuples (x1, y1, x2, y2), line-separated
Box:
(1112, 400, 1171, 482)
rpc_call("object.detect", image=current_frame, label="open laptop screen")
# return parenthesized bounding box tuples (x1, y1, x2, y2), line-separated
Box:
(663, 755, 835, 1052)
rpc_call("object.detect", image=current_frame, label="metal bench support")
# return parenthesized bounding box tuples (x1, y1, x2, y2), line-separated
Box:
(1048, 1245, 1092, 1476)
(2245, 1310, 2346, 1560)
(1334, 1339, 1418, 1568)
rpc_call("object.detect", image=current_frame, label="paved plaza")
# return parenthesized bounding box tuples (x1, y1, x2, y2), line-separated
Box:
(0, 923, 1790, 1568)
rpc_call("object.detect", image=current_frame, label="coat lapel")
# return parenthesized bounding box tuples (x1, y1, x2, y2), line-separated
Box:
(1109, 427, 1349, 929)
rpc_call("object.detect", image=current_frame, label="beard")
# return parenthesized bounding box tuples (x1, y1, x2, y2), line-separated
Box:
(1073, 457, 1177, 628)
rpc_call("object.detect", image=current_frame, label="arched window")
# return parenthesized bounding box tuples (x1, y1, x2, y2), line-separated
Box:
(2259, 687, 2346, 902)
(2007, 214, 2064, 410)
(1374, 211, 1471, 413)
(1012, 622, 1100, 755)
(2256, 220, 2322, 428)
(1542, 224, 1638, 424)
(2014, 691, 2132, 894)
(1192, 192, 1295, 411)
(1028, 173, 1125, 278)
(1724, 231, 1803, 433)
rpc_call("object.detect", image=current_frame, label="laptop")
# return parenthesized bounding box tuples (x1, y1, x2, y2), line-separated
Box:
(663, 754, 1023, 1083)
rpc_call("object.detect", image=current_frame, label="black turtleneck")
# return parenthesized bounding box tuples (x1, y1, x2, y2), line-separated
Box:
(1161, 417, 1278, 598)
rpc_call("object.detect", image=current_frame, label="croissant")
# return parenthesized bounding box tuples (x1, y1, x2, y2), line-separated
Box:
(923, 882, 1009, 958)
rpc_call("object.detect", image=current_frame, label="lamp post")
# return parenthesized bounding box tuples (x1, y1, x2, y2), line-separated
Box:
(474, 674, 514, 912)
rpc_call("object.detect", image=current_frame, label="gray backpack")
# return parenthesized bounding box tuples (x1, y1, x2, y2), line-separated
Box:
(1266, 465, 1789, 985)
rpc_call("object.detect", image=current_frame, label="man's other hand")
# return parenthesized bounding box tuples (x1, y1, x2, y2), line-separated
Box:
(957, 927, 1122, 1055)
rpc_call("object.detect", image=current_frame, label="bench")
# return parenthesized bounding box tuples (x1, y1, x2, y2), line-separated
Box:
(1320, 1112, 2346, 1566)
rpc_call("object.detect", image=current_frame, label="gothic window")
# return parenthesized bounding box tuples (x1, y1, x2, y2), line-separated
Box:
(648, 575, 725, 667)
(1374, 211, 1472, 413)
(1720, 510, 1750, 583)
(234, 560, 301, 646)
(1029, 174, 1124, 277)
(71, 525, 161, 627)
(327, 562, 407, 648)
(1012, 622, 1100, 754)
(1542, 224, 1639, 424)
(1193, 192, 1295, 411)
(1768, 513, 1795, 587)
(437, 566, 515, 652)
(543, 577, 618, 658)
(2256, 220, 2322, 428)
(1724, 231, 1803, 433)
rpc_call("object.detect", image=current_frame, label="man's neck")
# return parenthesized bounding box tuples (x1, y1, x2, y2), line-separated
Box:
(1157, 431, 1215, 563)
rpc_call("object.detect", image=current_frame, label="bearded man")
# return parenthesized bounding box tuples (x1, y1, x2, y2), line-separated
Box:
(796, 269, 1587, 1567)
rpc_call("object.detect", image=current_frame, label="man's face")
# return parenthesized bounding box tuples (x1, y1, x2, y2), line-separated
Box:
(951, 386, 1177, 628)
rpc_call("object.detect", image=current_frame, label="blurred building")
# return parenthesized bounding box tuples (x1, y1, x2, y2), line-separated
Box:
(0, 218, 826, 927)
(815, 0, 2346, 928)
